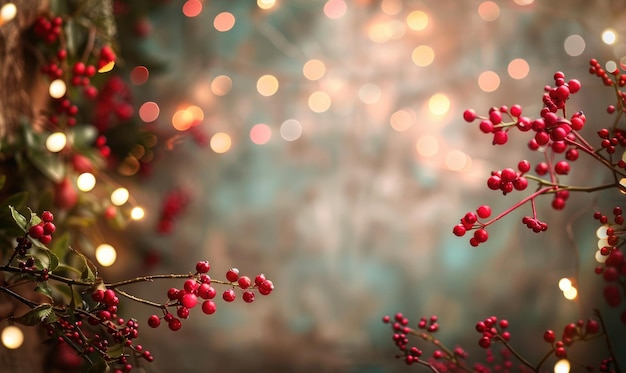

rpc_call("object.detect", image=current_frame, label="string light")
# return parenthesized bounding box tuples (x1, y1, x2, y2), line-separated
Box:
(76, 173, 96, 192)
(257, 75, 279, 96)
(211, 75, 232, 96)
(478, 71, 500, 92)
(183, 0, 203, 17)
(210, 132, 232, 153)
(130, 206, 145, 220)
(1, 326, 23, 349)
(508, 58, 530, 79)
(303, 59, 326, 81)
(563, 286, 577, 300)
(308, 91, 331, 113)
(478, 1, 500, 22)
(554, 359, 570, 373)
(0, 3, 17, 24)
(45, 132, 67, 152)
(250, 124, 272, 145)
(412, 45, 435, 67)
(558, 278, 572, 291)
(280, 119, 302, 141)
(563, 34, 585, 56)
(98, 61, 115, 73)
(406, 10, 429, 31)
(323, 0, 347, 20)
(139, 101, 160, 123)
(130, 66, 149, 85)
(110, 188, 130, 206)
(428, 93, 450, 115)
(95, 244, 117, 267)
(601, 29, 617, 45)
(214, 12, 235, 32)
(49, 79, 67, 98)
(416, 135, 439, 157)
(257, 0, 276, 10)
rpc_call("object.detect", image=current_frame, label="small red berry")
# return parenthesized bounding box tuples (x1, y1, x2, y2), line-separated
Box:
(148, 315, 160, 328)
(168, 318, 182, 331)
(29, 224, 44, 239)
(41, 211, 54, 222)
(222, 289, 236, 302)
(183, 279, 198, 293)
(242, 291, 255, 303)
(226, 268, 239, 282)
(92, 290, 105, 303)
(478, 336, 491, 349)
(254, 273, 266, 286)
(197, 283, 216, 299)
(476, 205, 491, 219)
(202, 300, 217, 314)
(543, 330, 555, 343)
(463, 109, 477, 122)
(196, 260, 210, 273)
(180, 293, 197, 309)
(238, 276, 252, 289)
(43, 222, 56, 235)
(258, 280, 274, 295)
(453, 224, 466, 237)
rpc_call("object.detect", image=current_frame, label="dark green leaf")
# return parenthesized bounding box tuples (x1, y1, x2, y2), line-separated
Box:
(74, 249, 96, 282)
(51, 232, 70, 261)
(35, 283, 54, 301)
(88, 360, 108, 373)
(11, 304, 54, 326)
(28, 150, 65, 183)
(105, 343, 125, 359)
(53, 264, 83, 277)
(9, 205, 27, 232)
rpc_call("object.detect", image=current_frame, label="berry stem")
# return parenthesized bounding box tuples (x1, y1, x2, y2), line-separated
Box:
(406, 328, 473, 373)
(105, 273, 234, 288)
(594, 309, 623, 373)
(0, 285, 41, 309)
(114, 288, 166, 308)
(495, 336, 538, 372)
(524, 175, 619, 193)
(481, 187, 554, 227)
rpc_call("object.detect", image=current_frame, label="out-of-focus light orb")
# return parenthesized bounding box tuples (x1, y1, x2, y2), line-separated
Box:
(416, 135, 439, 157)
(257, 74, 279, 96)
(130, 206, 145, 220)
(1, 326, 23, 349)
(381, 0, 402, 15)
(620, 178, 626, 194)
(214, 12, 235, 32)
(508, 58, 530, 79)
(412, 45, 435, 67)
(596, 249, 608, 263)
(369, 22, 390, 43)
(478, 71, 500, 92)
(478, 1, 500, 22)
(428, 93, 450, 115)
(308, 91, 332, 113)
(76, 173, 96, 192)
(250, 124, 272, 145)
(172, 108, 194, 131)
(49, 79, 66, 98)
(390, 109, 415, 132)
(98, 61, 115, 73)
(210, 132, 232, 153)
(563, 34, 585, 56)
(324, 0, 347, 20)
(183, 0, 202, 17)
(596, 225, 609, 239)
(359, 83, 381, 104)
(445, 150, 471, 171)
(606, 60, 618, 73)
(598, 238, 608, 249)
(257, 0, 276, 10)
(130, 66, 149, 85)
(563, 286, 577, 300)
(0, 3, 17, 23)
(558, 277, 572, 291)
(384, 20, 406, 39)
(554, 359, 570, 373)
(95, 244, 117, 267)
(211, 75, 232, 96)
(303, 59, 326, 81)
(186, 105, 204, 124)
(406, 10, 428, 31)
(111, 188, 129, 206)
(45, 132, 67, 152)
(139, 101, 160, 123)
(513, 0, 534, 4)
(280, 119, 302, 141)
(602, 29, 617, 45)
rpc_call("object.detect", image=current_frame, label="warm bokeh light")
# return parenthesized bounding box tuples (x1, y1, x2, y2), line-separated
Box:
(406, 10, 429, 31)
(280, 119, 302, 141)
(359, 83, 381, 104)
(323, 0, 347, 20)
(172, 108, 194, 131)
(111, 188, 130, 206)
(214, 12, 235, 32)
(602, 29, 617, 45)
(478, 70, 500, 92)
(368, 22, 390, 44)
(381, 0, 402, 15)
(1, 326, 23, 349)
(139, 101, 160, 123)
(606, 60, 618, 74)
(183, 0, 203, 17)
(596, 225, 609, 239)
(558, 277, 572, 291)
(513, 0, 534, 5)
(210, 132, 232, 153)
(598, 238, 608, 249)
(130, 66, 149, 85)
(508, 58, 530, 79)
(257, 0, 276, 10)
(389, 109, 414, 132)
(76, 172, 96, 192)
(308, 91, 331, 113)
(563, 34, 585, 56)
(0, 3, 17, 23)
(412, 45, 435, 67)
(131, 206, 145, 220)
(303, 59, 326, 81)
(563, 286, 577, 300)
(478, 1, 500, 22)
(211, 75, 233, 96)
(45, 132, 67, 152)
(49, 79, 66, 98)
(596, 249, 608, 263)
(445, 150, 471, 171)
(257, 74, 279, 96)
(186, 105, 204, 123)
(428, 93, 450, 115)
(554, 359, 571, 373)
(416, 135, 439, 157)
(95, 244, 117, 267)
(250, 124, 272, 145)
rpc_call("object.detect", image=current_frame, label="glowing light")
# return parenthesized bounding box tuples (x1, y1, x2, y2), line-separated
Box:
(389, 109, 415, 132)
(110, 188, 130, 206)
(507, 58, 530, 79)
(478, 71, 500, 92)
(76, 173, 96, 192)
(303, 59, 326, 81)
(250, 124, 272, 145)
(211, 75, 232, 96)
(210, 132, 232, 153)
(606, 60, 618, 74)
(95, 244, 117, 267)
(563, 286, 577, 300)
(257, 0, 276, 10)
(596, 225, 609, 239)
(183, 0, 202, 17)
(324, 0, 347, 20)
(280, 119, 302, 141)
(369, 22, 390, 43)
(596, 250, 608, 263)
(139, 101, 160, 123)
(412, 45, 435, 67)
(131, 206, 145, 220)
(428, 93, 450, 116)
(98, 61, 115, 73)
(381, 0, 402, 15)
(1, 3, 17, 23)
(45, 132, 67, 152)
(1, 326, 23, 349)
(172, 109, 194, 131)
(186, 105, 204, 124)
(257, 74, 279, 96)
(554, 359, 570, 373)
(445, 150, 471, 171)
(384, 20, 406, 40)
(49, 79, 66, 98)
(359, 83, 381, 104)
(308, 91, 331, 113)
(598, 238, 608, 249)
(130, 66, 149, 85)
(478, 1, 500, 21)
(513, 0, 534, 4)
(602, 29, 617, 45)
(564, 34, 585, 56)
(620, 178, 626, 194)
(406, 10, 429, 31)
(558, 278, 572, 292)
(416, 135, 439, 157)
(214, 12, 235, 32)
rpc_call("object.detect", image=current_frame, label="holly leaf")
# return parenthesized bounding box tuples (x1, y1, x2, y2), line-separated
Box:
(51, 232, 70, 261)
(35, 283, 54, 301)
(11, 304, 56, 326)
(9, 205, 28, 232)
(70, 248, 97, 282)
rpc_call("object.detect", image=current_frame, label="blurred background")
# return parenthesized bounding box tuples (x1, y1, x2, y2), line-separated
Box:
(4, 0, 626, 371)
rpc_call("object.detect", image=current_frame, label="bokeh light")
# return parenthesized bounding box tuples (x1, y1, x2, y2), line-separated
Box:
(478, 71, 500, 92)
(558, 277, 572, 291)
(98, 61, 115, 73)
(428, 93, 450, 115)
(139, 101, 160, 123)
(0, 3, 17, 23)
(131, 206, 145, 220)
(563, 286, 577, 300)
(478, 1, 500, 22)
(602, 29, 617, 45)
(406, 10, 429, 31)
(308, 91, 332, 113)
(280, 119, 302, 141)
(45, 132, 67, 152)
(130, 66, 149, 85)
(1, 326, 23, 349)
(257, 75, 279, 96)
(324, 0, 347, 20)
(186, 105, 204, 123)
(211, 75, 233, 96)
(172, 108, 194, 131)
(416, 135, 439, 157)
(513, 0, 534, 4)
(563, 34, 585, 56)
(257, 0, 276, 10)
(381, 0, 402, 15)
(596, 250, 608, 263)
(359, 83, 381, 104)
(210, 132, 232, 153)
(214, 12, 235, 32)
(49, 79, 66, 98)
(606, 60, 618, 74)
(389, 109, 415, 132)
(412, 45, 435, 67)
(508, 58, 530, 79)
(303, 59, 326, 81)
(554, 359, 571, 373)
(111, 188, 130, 206)
(445, 150, 471, 171)
(250, 124, 272, 145)
(76, 172, 96, 192)
(183, 0, 202, 17)
(95, 244, 117, 267)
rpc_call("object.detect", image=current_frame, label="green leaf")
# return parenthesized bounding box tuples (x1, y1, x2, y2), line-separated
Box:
(72, 249, 96, 282)
(53, 264, 83, 277)
(28, 150, 65, 183)
(9, 205, 28, 232)
(35, 283, 54, 301)
(11, 304, 55, 326)
(0, 175, 6, 190)
(28, 208, 41, 227)
(105, 343, 125, 359)
(51, 232, 70, 261)
(88, 360, 108, 373)
(40, 249, 59, 272)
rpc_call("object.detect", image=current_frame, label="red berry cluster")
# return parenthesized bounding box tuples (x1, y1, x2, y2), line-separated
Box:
(33, 15, 63, 43)
(94, 75, 133, 132)
(27, 210, 56, 245)
(156, 188, 190, 234)
(147, 262, 274, 332)
(453, 205, 491, 247)
(542, 318, 600, 359)
(475, 316, 510, 349)
(97, 45, 117, 70)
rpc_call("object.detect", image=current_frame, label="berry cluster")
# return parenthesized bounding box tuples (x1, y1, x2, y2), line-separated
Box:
(453, 205, 491, 247)
(475, 316, 510, 349)
(94, 75, 133, 132)
(32, 15, 63, 44)
(542, 318, 600, 359)
(156, 188, 190, 234)
(27, 210, 56, 245)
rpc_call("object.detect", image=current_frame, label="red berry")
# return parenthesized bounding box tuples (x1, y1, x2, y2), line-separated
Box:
(148, 315, 160, 328)
(222, 289, 236, 302)
(555, 347, 567, 358)
(183, 279, 198, 293)
(238, 276, 252, 289)
(543, 330, 555, 343)
(168, 318, 182, 331)
(254, 273, 266, 286)
(476, 205, 491, 219)
(242, 291, 255, 303)
(453, 224, 466, 237)
(197, 283, 216, 299)
(196, 260, 210, 273)
(180, 293, 197, 309)
(43, 222, 56, 235)
(585, 319, 599, 334)
(478, 336, 491, 348)
(41, 211, 54, 222)
(201, 300, 216, 314)
(39, 234, 52, 244)
(568, 79, 581, 93)
(177, 306, 190, 319)
(29, 224, 44, 239)
(492, 131, 508, 145)
(554, 161, 570, 175)
(226, 268, 239, 282)
(463, 109, 477, 122)
(258, 279, 274, 295)
(167, 288, 180, 300)
(92, 290, 105, 302)
(473, 229, 488, 243)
